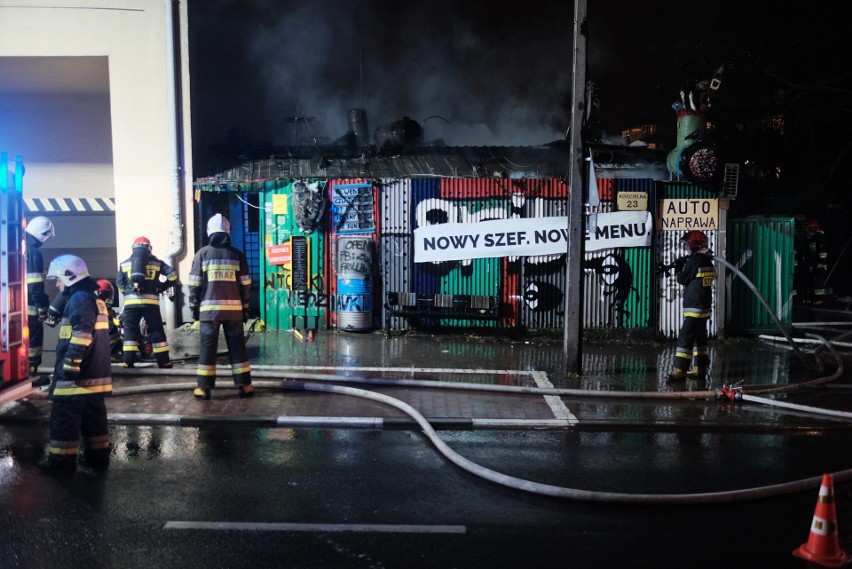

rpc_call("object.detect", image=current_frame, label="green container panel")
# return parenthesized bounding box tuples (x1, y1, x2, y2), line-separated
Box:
(260, 180, 328, 331)
(622, 246, 653, 329)
(726, 218, 795, 335)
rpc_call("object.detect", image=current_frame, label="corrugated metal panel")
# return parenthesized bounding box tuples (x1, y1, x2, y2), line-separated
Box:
(657, 180, 724, 200)
(655, 228, 719, 339)
(653, 181, 721, 339)
(327, 179, 380, 331)
(380, 178, 413, 331)
(383, 177, 576, 331)
(581, 177, 654, 331)
(726, 218, 795, 334)
(433, 178, 503, 328)
(616, 178, 655, 330)
(517, 179, 570, 330)
(622, 246, 653, 329)
(259, 179, 328, 331)
(583, 202, 614, 329)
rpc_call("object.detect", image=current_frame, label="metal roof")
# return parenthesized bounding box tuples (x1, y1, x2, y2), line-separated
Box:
(193, 143, 667, 186)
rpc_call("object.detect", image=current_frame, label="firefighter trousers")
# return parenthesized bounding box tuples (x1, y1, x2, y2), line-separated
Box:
(122, 304, 171, 367)
(47, 396, 110, 466)
(196, 319, 252, 390)
(673, 315, 709, 372)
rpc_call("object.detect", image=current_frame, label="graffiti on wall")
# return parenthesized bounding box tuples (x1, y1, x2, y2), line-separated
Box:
(584, 252, 640, 326)
(407, 189, 643, 328)
(265, 270, 329, 309)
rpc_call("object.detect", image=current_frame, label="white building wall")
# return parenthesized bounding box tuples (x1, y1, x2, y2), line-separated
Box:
(0, 1, 195, 328)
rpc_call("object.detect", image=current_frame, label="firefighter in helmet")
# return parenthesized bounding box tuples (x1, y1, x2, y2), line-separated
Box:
(25, 215, 55, 378)
(95, 279, 123, 360)
(668, 230, 716, 381)
(40, 254, 112, 474)
(116, 236, 178, 368)
(187, 214, 254, 400)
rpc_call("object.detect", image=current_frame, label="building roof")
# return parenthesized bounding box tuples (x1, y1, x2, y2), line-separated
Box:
(193, 142, 667, 186)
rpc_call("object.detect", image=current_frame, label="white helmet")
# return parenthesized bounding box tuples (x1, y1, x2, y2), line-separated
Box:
(47, 254, 90, 287)
(207, 213, 231, 236)
(25, 216, 55, 243)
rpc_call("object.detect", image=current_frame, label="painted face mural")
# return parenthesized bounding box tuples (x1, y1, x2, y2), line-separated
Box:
(584, 253, 638, 326)
(523, 280, 564, 313)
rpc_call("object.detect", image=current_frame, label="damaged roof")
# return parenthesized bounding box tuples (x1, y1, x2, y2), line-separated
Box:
(193, 142, 667, 185)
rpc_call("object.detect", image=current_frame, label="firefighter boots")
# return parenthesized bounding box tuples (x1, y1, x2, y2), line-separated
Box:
(667, 369, 688, 382)
(193, 387, 211, 400)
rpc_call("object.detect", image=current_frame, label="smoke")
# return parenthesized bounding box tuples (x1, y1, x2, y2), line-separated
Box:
(189, 0, 575, 149)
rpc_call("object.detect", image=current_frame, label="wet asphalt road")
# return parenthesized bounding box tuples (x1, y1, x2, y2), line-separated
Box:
(4, 308, 852, 568)
(4, 412, 852, 568)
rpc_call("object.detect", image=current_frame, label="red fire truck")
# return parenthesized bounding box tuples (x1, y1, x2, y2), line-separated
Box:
(0, 151, 28, 385)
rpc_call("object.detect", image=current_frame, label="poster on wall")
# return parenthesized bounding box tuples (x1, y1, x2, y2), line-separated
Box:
(413, 211, 652, 262)
(332, 183, 375, 233)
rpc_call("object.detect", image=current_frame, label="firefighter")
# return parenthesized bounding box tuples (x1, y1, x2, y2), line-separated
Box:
(95, 279, 123, 360)
(25, 215, 55, 379)
(116, 236, 178, 368)
(668, 230, 716, 381)
(39, 255, 112, 475)
(187, 214, 254, 400)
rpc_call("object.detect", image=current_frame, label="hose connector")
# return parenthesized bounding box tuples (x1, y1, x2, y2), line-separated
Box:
(720, 381, 744, 401)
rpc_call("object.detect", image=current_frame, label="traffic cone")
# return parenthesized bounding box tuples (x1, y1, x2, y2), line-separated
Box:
(793, 473, 852, 568)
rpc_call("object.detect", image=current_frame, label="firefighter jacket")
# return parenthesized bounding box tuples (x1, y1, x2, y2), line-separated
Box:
(50, 278, 113, 399)
(676, 249, 715, 319)
(26, 232, 50, 318)
(187, 232, 251, 322)
(117, 250, 178, 308)
(806, 229, 828, 271)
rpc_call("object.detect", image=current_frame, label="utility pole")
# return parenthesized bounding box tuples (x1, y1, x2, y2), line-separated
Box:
(563, 0, 587, 374)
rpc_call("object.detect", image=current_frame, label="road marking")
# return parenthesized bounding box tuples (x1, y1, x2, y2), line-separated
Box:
(255, 365, 579, 424)
(163, 521, 466, 534)
(254, 364, 538, 375)
(532, 371, 578, 424)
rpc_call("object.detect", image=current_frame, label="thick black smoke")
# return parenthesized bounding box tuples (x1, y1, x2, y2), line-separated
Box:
(189, 0, 576, 149)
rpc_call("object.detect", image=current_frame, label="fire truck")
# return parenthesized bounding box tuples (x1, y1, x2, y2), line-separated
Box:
(0, 151, 28, 385)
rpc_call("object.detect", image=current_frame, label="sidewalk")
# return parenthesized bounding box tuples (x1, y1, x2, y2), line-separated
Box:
(4, 320, 850, 430)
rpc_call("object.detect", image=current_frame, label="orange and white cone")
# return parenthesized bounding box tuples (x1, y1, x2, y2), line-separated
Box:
(793, 473, 852, 568)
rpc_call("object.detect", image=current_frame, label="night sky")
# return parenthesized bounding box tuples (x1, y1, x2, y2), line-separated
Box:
(187, 1, 845, 153)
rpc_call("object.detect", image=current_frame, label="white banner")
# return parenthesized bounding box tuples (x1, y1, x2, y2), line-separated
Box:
(413, 211, 652, 262)
(586, 210, 653, 252)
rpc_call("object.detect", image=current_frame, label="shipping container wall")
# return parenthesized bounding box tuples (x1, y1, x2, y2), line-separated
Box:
(378, 176, 659, 332)
(259, 179, 328, 331)
(725, 217, 795, 335)
(379, 178, 418, 332)
(203, 174, 665, 334)
(410, 178, 507, 329)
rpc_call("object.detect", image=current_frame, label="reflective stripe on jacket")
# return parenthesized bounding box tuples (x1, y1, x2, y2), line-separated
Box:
(676, 251, 715, 319)
(26, 233, 49, 312)
(187, 232, 251, 321)
(52, 287, 113, 398)
(117, 254, 178, 306)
